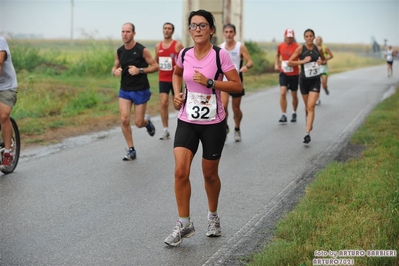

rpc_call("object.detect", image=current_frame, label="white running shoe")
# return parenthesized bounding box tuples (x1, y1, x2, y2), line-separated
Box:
(164, 221, 195, 246)
(206, 215, 221, 237)
(159, 130, 170, 140)
(234, 130, 241, 142)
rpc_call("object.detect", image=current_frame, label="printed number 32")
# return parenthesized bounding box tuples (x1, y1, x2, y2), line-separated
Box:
(191, 106, 210, 119)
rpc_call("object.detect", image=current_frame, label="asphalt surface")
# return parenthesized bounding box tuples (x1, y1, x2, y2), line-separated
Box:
(1, 64, 398, 266)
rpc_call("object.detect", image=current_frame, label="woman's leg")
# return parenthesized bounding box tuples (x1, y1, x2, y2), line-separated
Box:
(305, 92, 319, 133)
(173, 147, 194, 217)
(202, 158, 221, 213)
(302, 93, 309, 121)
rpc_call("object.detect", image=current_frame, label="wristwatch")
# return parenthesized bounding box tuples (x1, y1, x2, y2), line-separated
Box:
(206, 79, 214, 88)
(139, 68, 144, 74)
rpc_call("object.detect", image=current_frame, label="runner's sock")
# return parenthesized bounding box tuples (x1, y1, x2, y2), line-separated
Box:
(208, 210, 218, 219)
(179, 217, 190, 228)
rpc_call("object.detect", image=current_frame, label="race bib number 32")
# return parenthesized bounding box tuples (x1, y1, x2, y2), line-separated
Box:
(186, 91, 217, 121)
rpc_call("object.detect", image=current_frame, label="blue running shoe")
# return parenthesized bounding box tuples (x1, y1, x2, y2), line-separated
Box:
(123, 148, 136, 161)
(145, 115, 155, 137)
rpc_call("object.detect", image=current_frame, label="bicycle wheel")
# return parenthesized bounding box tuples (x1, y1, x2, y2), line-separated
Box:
(1, 117, 20, 174)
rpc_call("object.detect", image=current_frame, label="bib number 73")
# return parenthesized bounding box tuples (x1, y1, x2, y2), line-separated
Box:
(304, 62, 319, 78)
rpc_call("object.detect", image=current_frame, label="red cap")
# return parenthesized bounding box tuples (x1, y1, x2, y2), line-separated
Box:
(284, 29, 295, 38)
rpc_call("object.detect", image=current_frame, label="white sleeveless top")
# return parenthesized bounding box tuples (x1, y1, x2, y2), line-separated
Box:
(220, 41, 241, 81)
(386, 49, 393, 62)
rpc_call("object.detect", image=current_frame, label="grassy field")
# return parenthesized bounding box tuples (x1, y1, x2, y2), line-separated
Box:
(7, 39, 385, 148)
(247, 89, 399, 265)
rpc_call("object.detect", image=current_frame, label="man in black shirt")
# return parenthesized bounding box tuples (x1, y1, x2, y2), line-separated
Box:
(112, 22, 159, 160)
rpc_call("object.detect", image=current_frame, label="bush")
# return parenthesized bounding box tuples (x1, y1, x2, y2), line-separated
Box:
(245, 41, 272, 74)
(11, 40, 115, 77)
(12, 45, 69, 75)
(11, 46, 44, 72)
(66, 41, 115, 77)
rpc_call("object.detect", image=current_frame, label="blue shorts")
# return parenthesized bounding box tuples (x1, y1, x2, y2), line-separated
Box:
(119, 89, 151, 105)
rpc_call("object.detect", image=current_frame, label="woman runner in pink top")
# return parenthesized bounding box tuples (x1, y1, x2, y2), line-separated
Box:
(164, 9, 242, 246)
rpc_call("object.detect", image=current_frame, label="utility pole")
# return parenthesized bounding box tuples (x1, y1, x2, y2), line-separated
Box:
(70, 0, 74, 45)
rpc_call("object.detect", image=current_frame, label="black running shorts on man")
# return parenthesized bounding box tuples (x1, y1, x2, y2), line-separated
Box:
(279, 72, 299, 91)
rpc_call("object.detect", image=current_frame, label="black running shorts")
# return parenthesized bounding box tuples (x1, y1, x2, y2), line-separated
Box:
(229, 88, 245, 98)
(279, 73, 299, 91)
(299, 76, 321, 95)
(159, 81, 175, 95)
(174, 119, 227, 160)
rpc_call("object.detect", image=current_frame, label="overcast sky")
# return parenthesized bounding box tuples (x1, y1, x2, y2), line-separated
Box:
(1, 0, 398, 46)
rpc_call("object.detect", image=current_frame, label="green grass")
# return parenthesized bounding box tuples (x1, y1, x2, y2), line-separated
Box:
(247, 89, 399, 266)
(328, 53, 385, 74)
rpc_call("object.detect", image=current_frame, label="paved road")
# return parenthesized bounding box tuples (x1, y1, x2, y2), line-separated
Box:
(1, 65, 398, 266)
